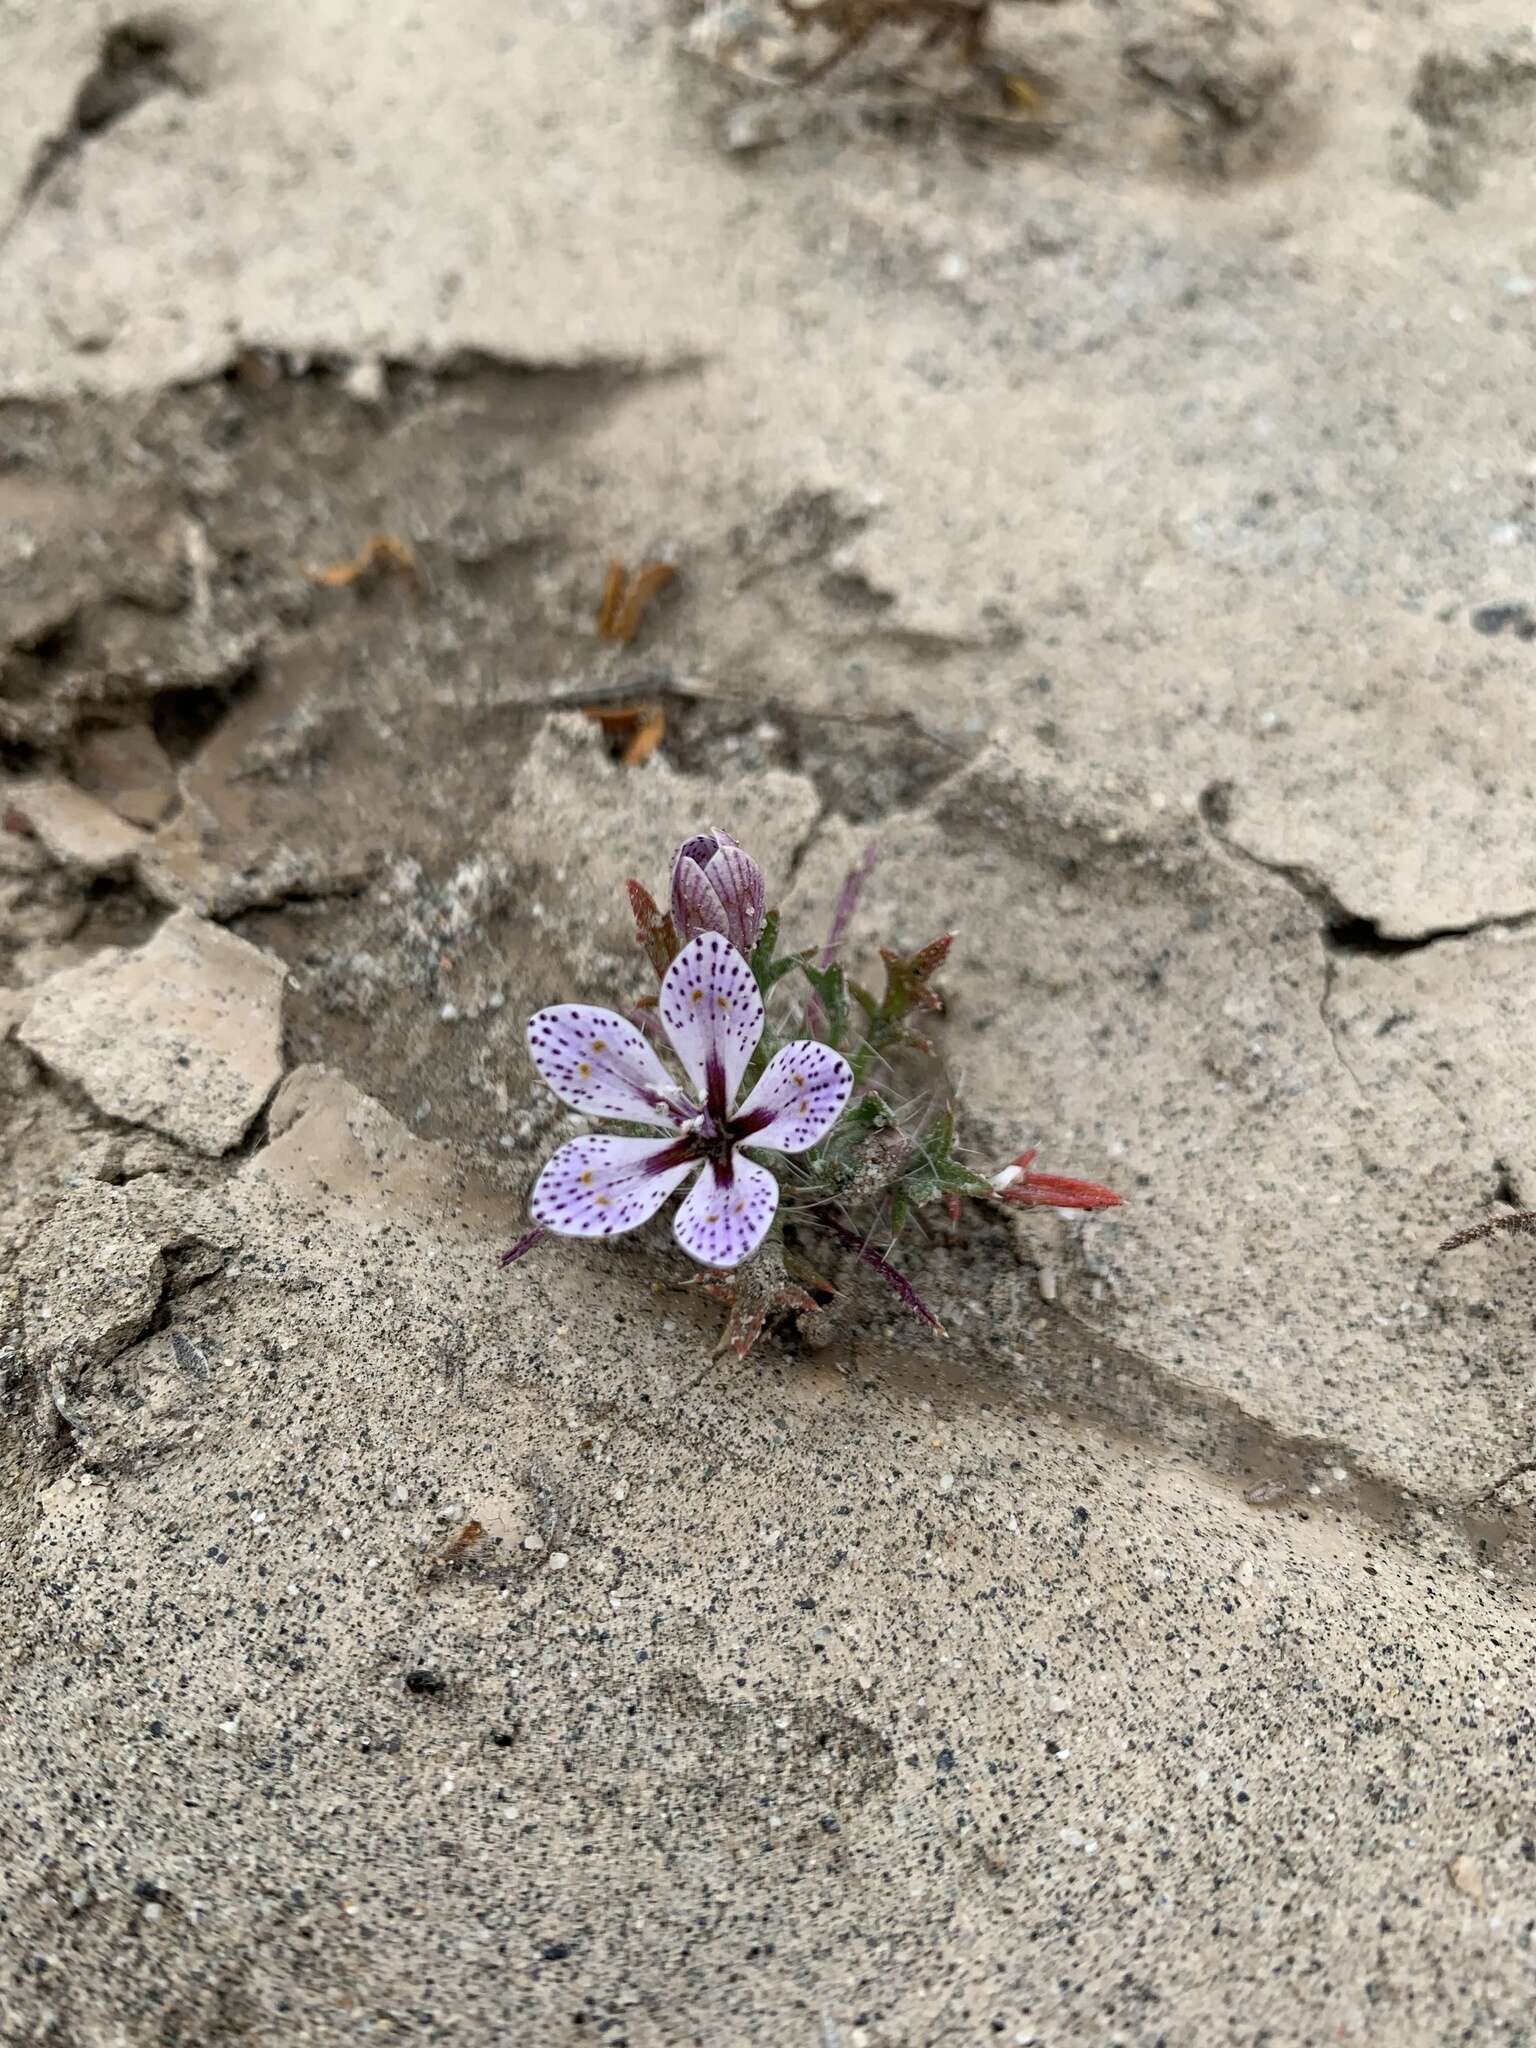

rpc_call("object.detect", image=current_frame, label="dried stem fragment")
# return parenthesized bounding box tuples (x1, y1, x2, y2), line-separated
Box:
(305, 532, 424, 598)
(595, 559, 679, 647)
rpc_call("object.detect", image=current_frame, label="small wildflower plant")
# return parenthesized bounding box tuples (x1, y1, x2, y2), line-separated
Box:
(505, 828, 1121, 1355)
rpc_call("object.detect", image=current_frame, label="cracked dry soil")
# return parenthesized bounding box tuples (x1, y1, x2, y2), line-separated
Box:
(9, 1, 1536, 2044)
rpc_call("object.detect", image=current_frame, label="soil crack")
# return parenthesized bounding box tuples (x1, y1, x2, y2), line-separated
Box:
(1199, 780, 1536, 954)
(1199, 780, 1536, 1097)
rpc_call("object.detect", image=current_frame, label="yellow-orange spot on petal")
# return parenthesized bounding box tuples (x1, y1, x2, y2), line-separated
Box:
(580, 1171, 593, 1185)
(791, 1072, 804, 1086)
(594, 1194, 612, 1207)
(690, 988, 704, 1006)
(577, 1060, 592, 1077)
(591, 1037, 607, 1052)
(705, 1213, 720, 1224)
(715, 995, 729, 1011)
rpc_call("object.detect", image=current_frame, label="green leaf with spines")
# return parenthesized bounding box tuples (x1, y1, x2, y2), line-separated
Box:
(848, 934, 953, 1081)
(895, 1108, 991, 1211)
(748, 909, 802, 997)
(800, 960, 851, 1052)
(843, 1090, 895, 1133)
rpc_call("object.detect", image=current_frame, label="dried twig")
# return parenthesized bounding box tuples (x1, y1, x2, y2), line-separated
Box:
(815, 1212, 945, 1333)
(305, 531, 424, 598)
(595, 559, 678, 647)
(1439, 1211, 1536, 1253)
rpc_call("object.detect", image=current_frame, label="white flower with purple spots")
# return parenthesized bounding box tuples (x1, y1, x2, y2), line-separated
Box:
(526, 933, 853, 1269)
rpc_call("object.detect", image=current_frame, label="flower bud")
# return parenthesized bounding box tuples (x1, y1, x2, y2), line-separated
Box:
(991, 1149, 1122, 1212)
(669, 829, 766, 957)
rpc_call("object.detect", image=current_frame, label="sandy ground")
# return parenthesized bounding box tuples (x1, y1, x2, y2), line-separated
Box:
(5, 0, 1536, 2042)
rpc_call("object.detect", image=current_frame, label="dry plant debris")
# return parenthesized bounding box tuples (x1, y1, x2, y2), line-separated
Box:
(594, 558, 679, 646)
(780, 0, 994, 83)
(304, 532, 425, 598)
(582, 702, 668, 768)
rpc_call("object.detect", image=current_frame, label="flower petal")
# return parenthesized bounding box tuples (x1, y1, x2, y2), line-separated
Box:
(530, 1134, 699, 1239)
(657, 934, 764, 1119)
(526, 1005, 688, 1124)
(731, 1041, 853, 1154)
(672, 858, 731, 942)
(673, 1151, 778, 1269)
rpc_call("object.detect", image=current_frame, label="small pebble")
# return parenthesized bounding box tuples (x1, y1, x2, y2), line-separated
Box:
(343, 358, 386, 404)
(724, 98, 792, 154)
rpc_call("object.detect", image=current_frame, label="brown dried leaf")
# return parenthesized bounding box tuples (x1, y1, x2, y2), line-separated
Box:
(704, 1261, 824, 1359)
(611, 562, 677, 645)
(621, 706, 667, 766)
(595, 559, 628, 638)
(594, 559, 679, 647)
(305, 532, 425, 598)
(427, 1519, 486, 1568)
(582, 702, 667, 768)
